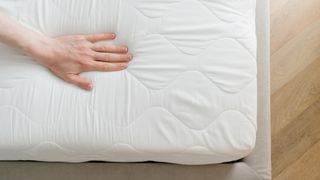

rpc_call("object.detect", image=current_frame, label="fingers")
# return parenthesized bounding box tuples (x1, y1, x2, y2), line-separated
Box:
(85, 34, 133, 63)
(94, 52, 132, 62)
(92, 44, 128, 54)
(65, 74, 93, 91)
(85, 33, 116, 42)
(92, 44, 132, 62)
(54, 70, 93, 91)
(84, 61, 128, 72)
(63, 60, 128, 90)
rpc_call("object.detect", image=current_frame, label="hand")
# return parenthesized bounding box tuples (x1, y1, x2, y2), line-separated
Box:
(25, 33, 132, 90)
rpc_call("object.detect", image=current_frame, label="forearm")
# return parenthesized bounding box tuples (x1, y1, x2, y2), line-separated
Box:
(0, 12, 50, 52)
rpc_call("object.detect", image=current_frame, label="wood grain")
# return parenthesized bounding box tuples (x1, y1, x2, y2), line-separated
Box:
(274, 140, 320, 180)
(271, 0, 320, 179)
(271, 20, 320, 94)
(271, 57, 320, 135)
(272, 99, 320, 178)
(271, 0, 320, 55)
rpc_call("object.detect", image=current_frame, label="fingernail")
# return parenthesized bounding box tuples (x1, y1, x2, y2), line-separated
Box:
(128, 54, 133, 60)
(88, 84, 93, 90)
(121, 64, 128, 68)
(111, 33, 116, 38)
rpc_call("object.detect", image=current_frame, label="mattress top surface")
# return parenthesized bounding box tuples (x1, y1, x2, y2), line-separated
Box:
(0, 0, 257, 164)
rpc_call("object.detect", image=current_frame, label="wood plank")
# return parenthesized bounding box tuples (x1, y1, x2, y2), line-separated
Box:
(271, 57, 320, 136)
(271, 0, 320, 54)
(270, 0, 289, 15)
(272, 99, 320, 178)
(271, 0, 320, 179)
(274, 140, 320, 180)
(271, 19, 320, 94)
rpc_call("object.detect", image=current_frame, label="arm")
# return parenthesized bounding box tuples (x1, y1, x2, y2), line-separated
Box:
(0, 13, 132, 90)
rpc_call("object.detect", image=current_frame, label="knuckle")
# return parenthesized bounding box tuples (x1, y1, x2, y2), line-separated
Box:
(65, 75, 75, 84)
(116, 47, 124, 52)
(79, 59, 91, 68)
(119, 63, 128, 69)
(95, 46, 106, 52)
(104, 54, 111, 60)
(101, 46, 108, 51)
(70, 79, 79, 85)
(102, 65, 111, 71)
(122, 54, 132, 61)
(124, 55, 131, 61)
(70, 77, 83, 86)
(60, 75, 70, 82)
(119, 46, 128, 52)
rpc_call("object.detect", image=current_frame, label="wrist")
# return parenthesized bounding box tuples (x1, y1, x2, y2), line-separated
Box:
(22, 34, 56, 66)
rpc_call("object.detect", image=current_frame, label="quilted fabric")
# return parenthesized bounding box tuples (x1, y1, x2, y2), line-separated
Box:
(0, 0, 257, 164)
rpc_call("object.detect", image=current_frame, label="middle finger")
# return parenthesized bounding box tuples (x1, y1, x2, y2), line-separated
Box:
(92, 44, 128, 53)
(94, 52, 133, 62)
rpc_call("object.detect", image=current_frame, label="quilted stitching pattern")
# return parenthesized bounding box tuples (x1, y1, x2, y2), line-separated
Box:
(0, 0, 257, 164)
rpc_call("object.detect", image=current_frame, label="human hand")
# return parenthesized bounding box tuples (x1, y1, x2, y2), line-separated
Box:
(24, 33, 132, 90)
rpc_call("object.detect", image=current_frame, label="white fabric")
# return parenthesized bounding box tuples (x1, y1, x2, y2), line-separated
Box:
(0, 0, 257, 164)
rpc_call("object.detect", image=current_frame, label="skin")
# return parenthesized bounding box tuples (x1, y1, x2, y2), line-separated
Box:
(0, 13, 132, 90)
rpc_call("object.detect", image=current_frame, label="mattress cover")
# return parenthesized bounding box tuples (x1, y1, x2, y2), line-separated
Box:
(0, 0, 257, 164)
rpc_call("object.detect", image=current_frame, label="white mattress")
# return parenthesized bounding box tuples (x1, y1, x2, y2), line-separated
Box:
(0, 0, 257, 164)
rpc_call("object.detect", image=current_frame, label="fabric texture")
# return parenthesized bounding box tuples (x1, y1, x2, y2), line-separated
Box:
(0, 0, 257, 164)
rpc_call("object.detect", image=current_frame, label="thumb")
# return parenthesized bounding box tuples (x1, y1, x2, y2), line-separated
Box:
(65, 74, 93, 91)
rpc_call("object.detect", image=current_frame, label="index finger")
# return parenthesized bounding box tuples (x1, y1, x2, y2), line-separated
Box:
(85, 33, 116, 42)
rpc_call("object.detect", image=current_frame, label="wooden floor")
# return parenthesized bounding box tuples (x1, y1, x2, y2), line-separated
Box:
(271, 0, 320, 179)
